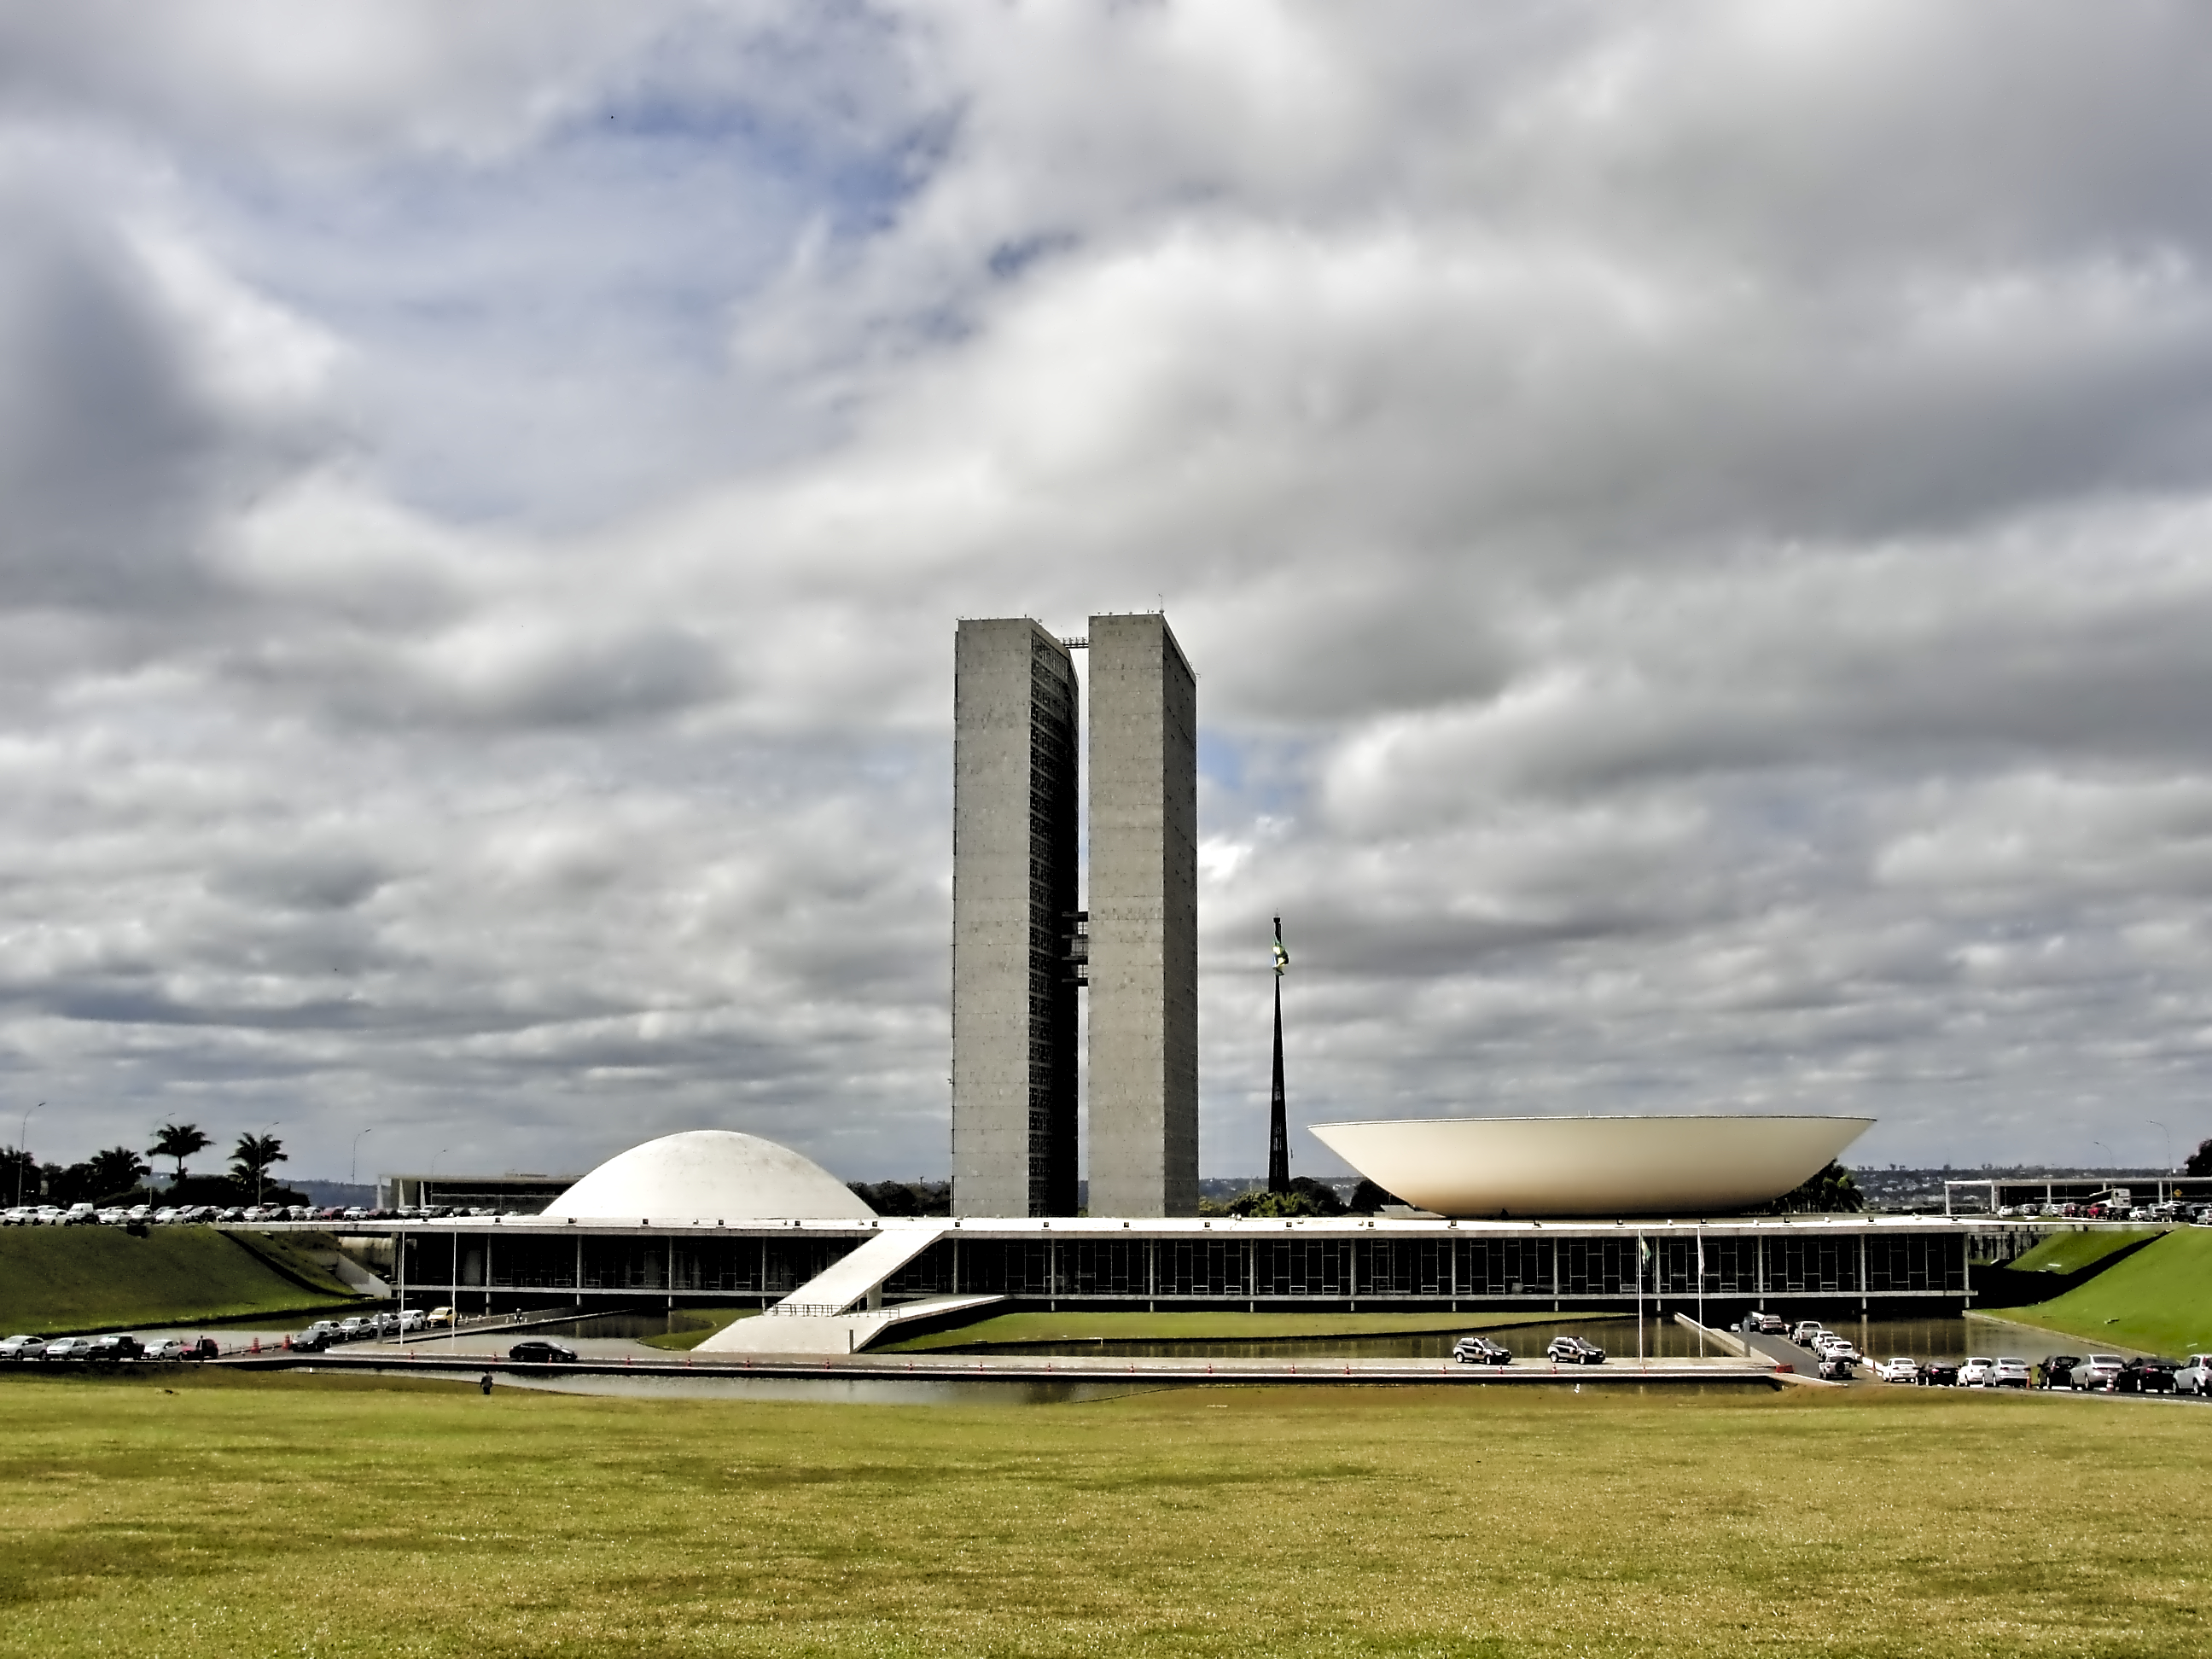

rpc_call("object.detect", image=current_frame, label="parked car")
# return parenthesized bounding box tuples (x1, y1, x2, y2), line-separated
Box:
(0, 1334, 46, 1361)
(396, 1309, 426, 1333)
(1992, 1357, 2031, 1389)
(426, 1306, 456, 1327)
(1874, 1356, 1918, 1383)
(2069, 1354, 2127, 1391)
(1545, 1335, 1605, 1365)
(84, 1335, 143, 1365)
(1817, 1352, 1858, 1381)
(1791, 1322, 1826, 1346)
(1816, 1336, 1864, 1364)
(1743, 1313, 1789, 1335)
(507, 1340, 578, 1365)
(1918, 1360, 1959, 1387)
(1452, 1335, 1512, 1365)
(1958, 1356, 1996, 1388)
(2038, 1355, 2081, 1390)
(335, 1317, 370, 1340)
(2117, 1357, 2178, 1394)
(291, 1328, 332, 1353)
(141, 1338, 187, 1362)
(2175, 1353, 2212, 1395)
(41, 1336, 96, 1363)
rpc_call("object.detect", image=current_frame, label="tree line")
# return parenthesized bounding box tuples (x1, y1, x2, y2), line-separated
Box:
(3, 1122, 293, 1207)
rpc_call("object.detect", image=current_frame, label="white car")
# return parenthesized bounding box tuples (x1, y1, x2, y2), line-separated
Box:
(397, 1309, 426, 1332)
(141, 1338, 188, 1362)
(2071, 1354, 2126, 1391)
(2176, 1353, 2212, 1395)
(1992, 1357, 2031, 1388)
(1875, 1356, 1918, 1383)
(1958, 1356, 1996, 1387)
(0, 1334, 45, 1360)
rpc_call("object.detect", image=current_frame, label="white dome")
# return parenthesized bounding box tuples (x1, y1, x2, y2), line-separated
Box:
(542, 1131, 875, 1221)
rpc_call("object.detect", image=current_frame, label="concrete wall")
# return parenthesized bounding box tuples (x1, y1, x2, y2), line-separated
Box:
(952, 619, 1080, 1216)
(1086, 613, 1198, 1216)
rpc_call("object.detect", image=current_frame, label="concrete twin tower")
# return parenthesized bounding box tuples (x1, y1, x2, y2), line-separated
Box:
(952, 614, 1197, 1218)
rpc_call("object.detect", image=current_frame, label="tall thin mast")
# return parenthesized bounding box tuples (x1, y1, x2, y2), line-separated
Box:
(1268, 917, 1289, 1194)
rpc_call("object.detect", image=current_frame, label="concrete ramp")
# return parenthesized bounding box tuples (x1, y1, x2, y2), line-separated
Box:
(698, 1293, 1005, 1355)
(770, 1222, 951, 1316)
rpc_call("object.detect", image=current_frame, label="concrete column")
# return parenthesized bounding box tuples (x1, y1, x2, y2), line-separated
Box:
(952, 619, 1080, 1216)
(1086, 613, 1198, 1217)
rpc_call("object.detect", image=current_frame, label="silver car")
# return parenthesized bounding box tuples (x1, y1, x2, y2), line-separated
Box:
(2176, 1353, 2212, 1395)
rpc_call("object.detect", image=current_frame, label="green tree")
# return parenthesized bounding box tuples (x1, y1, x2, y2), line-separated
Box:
(148, 1122, 212, 1185)
(85, 1145, 152, 1196)
(1223, 1177, 1348, 1219)
(1348, 1179, 1403, 1214)
(2185, 1138, 2212, 1179)
(230, 1132, 287, 1200)
(1771, 1160, 1863, 1214)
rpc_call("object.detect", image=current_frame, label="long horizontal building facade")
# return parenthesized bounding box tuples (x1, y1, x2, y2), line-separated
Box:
(321, 1213, 2037, 1318)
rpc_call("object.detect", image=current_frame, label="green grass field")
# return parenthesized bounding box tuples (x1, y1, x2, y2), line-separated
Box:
(2, 1371, 2205, 1657)
(876, 1308, 1588, 1352)
(0, 1226, 359, 1334)
(2009, 1226, 2212, 1356)
(2006, 1227, 2157, 1275)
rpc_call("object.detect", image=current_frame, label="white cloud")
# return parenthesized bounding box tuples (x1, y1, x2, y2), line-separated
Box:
(9, 1, 2212, 1185)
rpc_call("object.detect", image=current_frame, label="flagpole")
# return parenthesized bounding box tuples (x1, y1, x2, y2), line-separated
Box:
(1268, 917, 1289, 1195)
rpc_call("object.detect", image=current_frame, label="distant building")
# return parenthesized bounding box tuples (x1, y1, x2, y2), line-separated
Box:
(375, 1172, 576, 1212)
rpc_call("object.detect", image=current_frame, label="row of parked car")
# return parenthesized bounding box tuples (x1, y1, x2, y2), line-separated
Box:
(3, 1201, 518, 1227)
(1991, 1201, 2212, 1222)
(1452, 1334, 1608, 1365)
(0, 1332, 218, 1364)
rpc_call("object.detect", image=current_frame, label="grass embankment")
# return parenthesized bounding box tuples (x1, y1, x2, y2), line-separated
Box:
(0, 1226, 359, 1335)
(877, 1307, 1592, 1353)
(2006, 1228, 2158, 1275)
(2010, 1226, 2212, 1356)
(2, 1374, 2206, 1657)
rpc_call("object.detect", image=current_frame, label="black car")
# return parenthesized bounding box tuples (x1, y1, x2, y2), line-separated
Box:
(1452, 1335, 1513, 1365)
(84, 1335, 143, 1365)
(2117, 1358, 2178, 1394)
(2038, 1355, 2082, 1390)
(292, 1329, 333, 1353)
(1918, 1360, 1959, 1387)
(507, 1340, 578, 1365)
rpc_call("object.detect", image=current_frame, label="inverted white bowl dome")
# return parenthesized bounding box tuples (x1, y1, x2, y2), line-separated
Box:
(1311, 1115, 1872, 1219)
(542, 1130, 875, 1221)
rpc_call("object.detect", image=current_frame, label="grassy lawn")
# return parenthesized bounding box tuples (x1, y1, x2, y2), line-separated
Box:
(0, 1227, 359, 1335)
(3, 1371, 2206, 1656)
(2006, 1228, 2158, 1275)
(2007, 1227, 2212, 1356)
(878, 1308, 1596, 1353)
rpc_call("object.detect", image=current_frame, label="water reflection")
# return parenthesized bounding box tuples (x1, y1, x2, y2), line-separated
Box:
(917, 1313, 2096, 1363)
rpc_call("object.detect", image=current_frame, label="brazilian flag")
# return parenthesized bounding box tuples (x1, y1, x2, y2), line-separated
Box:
(1272, 920, 1289, 977)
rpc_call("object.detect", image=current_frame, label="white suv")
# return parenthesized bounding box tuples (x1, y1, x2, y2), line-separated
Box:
(2176, 1354, 2212, 1395)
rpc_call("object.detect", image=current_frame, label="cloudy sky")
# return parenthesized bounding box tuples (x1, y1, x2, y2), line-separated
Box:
(5, 0, 2211, 1187)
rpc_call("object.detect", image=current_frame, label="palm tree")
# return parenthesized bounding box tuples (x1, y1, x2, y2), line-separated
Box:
(148, 1123, 212, 1185)
(86, 1145, 152, 1197)
(230, 1132, 288, 1203)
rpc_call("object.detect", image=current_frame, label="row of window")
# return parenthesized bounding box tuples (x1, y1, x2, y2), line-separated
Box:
(401, 1230, 1968, 1298)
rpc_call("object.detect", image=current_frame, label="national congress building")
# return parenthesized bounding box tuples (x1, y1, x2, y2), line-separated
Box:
(951, 614, 1197, 1217)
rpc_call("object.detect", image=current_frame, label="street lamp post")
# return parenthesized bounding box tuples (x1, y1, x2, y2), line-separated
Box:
(2150, 1120, 2174, 1173)
(15, 1103, 40, 1208)
(255, 1121, 281, 1206)
(352, 1126, 374, 1187)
